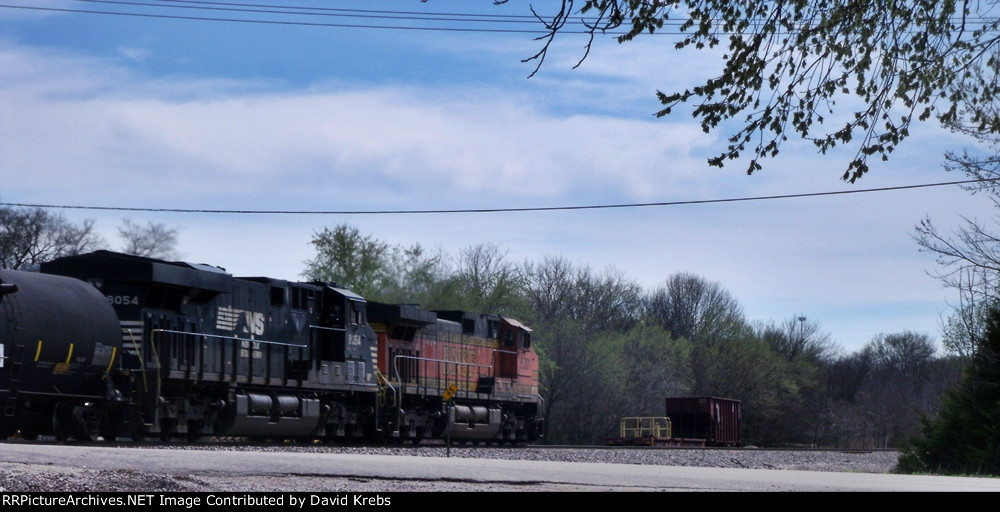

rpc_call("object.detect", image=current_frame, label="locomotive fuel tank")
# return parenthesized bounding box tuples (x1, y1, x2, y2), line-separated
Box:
(0, 269, 121, 438)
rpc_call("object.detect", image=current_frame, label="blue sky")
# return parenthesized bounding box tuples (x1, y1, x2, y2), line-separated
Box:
(1, 1, 995, 355)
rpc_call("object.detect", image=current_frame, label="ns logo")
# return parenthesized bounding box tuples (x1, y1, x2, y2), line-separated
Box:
(216, 306, 266, 336)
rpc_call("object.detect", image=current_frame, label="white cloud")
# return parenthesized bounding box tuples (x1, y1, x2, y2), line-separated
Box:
(1, 42, 719, 210)
(117, 46, 152, 64)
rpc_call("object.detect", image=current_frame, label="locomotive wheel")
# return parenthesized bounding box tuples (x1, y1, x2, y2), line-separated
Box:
(100, 412, 120, 442)
(186, 420, 204, 443)
(53, 403, 101, 441)
(18, 429, 39, 441)
(128, 423, 147, 442)
(52, 403, 74, 441)
(159, 418, 177, 442)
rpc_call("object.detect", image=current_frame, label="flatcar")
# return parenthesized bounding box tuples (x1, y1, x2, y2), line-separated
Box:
(0, 250, 543, 444)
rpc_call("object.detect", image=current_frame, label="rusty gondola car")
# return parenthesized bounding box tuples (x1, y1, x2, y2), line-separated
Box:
(665, 396, 741, 447)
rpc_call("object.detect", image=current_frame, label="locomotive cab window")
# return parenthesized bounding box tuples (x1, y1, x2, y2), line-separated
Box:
(329, 304, 344, 325)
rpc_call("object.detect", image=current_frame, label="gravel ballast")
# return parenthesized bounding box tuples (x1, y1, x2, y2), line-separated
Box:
(0, 444, 900, 492)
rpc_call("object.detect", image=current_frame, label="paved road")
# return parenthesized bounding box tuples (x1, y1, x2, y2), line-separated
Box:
(1, 443, 998, 492)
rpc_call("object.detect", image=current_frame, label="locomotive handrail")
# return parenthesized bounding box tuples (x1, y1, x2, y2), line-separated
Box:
(124, 329, 149, 392)
(152, 328, 309, 386)
(391, 354, 492, 395)
(375, 369, 396, 399)
(391, 355, 492, 380)
(388, 354, 495, 439)
(393, 355, 493, 368)
(390, 349, 520, 393)
(151, 329, 308, 348)
(307, 324, 346, 332)
(373, 369, 396, 434)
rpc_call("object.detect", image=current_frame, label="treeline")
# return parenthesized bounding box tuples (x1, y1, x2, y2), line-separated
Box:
(303, 225, 964, 448)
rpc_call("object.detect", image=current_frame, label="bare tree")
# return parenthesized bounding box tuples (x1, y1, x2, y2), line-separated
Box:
(118, 219, 179, 260)
(864, 332, 937, 377)
(768, 315, 837, 364)
(0, 206, 105, 269)
(645, 273, 750, 396)
(523, 256, 643, 331)
(645, 272, 746, 343)
(521, 255, 577, 323)
(854, 332, 945, 448)
(453, 243, 525, 315)
(939, 281, 988, 362)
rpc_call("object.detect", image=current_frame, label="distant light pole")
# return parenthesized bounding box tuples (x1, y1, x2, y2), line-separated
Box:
(797, 316, 806, 350)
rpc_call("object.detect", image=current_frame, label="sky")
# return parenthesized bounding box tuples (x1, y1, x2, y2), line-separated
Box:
(1, 1, 996, 355)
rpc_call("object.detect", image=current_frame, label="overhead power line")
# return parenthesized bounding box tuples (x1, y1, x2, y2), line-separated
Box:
(0, 1, 584, 34)
(2, 178, 995, 216)
(2, 1, 998, 34)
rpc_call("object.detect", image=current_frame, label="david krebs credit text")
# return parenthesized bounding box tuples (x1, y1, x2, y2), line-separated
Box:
(1, 492, 397, 508)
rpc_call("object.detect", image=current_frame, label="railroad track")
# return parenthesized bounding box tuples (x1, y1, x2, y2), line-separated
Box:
(0, 436, 896, 455)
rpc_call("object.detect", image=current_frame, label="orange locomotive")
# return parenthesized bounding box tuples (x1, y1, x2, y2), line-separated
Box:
(369, 303, 542, 444)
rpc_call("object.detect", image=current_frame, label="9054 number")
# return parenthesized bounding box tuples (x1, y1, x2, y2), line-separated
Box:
(107, 295, 139, 305)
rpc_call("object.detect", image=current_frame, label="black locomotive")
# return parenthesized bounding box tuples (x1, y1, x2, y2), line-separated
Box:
(0, 250, 543, 444)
